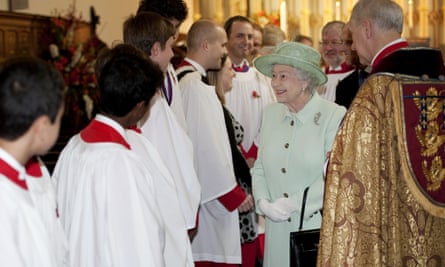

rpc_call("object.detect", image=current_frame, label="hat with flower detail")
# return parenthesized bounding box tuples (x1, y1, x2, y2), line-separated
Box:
(254, 42, 327, 86)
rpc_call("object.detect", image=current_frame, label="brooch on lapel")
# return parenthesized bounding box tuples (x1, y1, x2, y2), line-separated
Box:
(314, 112, 321, 125)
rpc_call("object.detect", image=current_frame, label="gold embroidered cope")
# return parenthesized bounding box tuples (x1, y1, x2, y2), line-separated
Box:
(318, 73, 445, 266)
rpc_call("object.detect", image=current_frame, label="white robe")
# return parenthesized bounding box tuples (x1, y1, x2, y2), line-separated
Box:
(224, 66, 275, 151)
(139, 94, 200, 229)
(166, 63, 188, 131)
(126, 129, 194, 267)
(319, 70, 354, 102)
(53, 115, 165, 267)
(179, 71, 241, 264)
(0, 150, 68, 267)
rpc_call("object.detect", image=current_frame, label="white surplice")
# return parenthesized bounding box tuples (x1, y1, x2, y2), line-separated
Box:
(126, 129, 194, 267)
(179, 71, 241, 264)
(139, 94, 200, 229)
(224, 66, 275, 151)
(0, 150, 68, 267)
(53, 115, 165, 267)
(319, 70, 354, 102)
(166, 63, 188, 131)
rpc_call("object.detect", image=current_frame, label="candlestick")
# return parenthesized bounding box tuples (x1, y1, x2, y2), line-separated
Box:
(280, 0, 287, 36)
(408, 0, 413, 29)
(335, 0, 341, 21)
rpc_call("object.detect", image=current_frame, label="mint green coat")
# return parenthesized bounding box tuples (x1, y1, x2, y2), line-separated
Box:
(252, 93, 346, 267)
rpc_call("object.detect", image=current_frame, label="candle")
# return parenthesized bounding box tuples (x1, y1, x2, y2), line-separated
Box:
(280, 0, 287, 36)
(335, 0, 341, 21)
(408, 0, 413, 28)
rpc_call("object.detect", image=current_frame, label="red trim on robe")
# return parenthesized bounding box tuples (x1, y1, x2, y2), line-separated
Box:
(325, 62, 355, 74)
(25, 156, 42, 178)
(240, 144, 258, 160)
(218, 185, 247, 212)
(127, 125, 142, 134)
(80, 119, 131, 149)
(188, 211, 199, 238)
(232, 62, 250, 73)
(372, 41, 409, 71)
(177, 59, 193, 68)
(0, 158, 28, 190)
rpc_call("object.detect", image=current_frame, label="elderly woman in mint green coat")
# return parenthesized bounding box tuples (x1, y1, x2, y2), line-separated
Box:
(252, 42, 346, 267)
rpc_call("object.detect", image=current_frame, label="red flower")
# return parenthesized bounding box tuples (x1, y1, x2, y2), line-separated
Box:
(252, 90, 261, 98)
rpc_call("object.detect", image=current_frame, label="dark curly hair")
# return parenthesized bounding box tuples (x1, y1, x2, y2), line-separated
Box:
(137, 0, 188, 22)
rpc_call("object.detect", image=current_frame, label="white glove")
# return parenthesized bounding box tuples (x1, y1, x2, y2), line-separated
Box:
(273, 197, 297, 215)
(258, 199, 293, 222)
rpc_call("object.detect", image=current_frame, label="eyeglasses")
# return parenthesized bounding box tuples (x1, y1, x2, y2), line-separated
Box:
(319, 40, 344, 46)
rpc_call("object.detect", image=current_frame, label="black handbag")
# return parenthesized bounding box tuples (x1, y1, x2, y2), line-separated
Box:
(289, 187, 320, 267)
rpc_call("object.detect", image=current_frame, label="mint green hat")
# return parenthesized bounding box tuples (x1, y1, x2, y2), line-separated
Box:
(254, 42, 327, 86)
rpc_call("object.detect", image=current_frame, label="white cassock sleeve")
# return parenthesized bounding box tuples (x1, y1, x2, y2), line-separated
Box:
(25, 161, 68, 267)
(127, 130, 195, 267)
(167, 63, 189, 131)
(53, 137, 165, 267)
(140, 96, 201, 229)
(0, 177, 59, 267)
(179, 71, 241, 264)
(180, 72, 237, 203)
(105, 158, 165, 267)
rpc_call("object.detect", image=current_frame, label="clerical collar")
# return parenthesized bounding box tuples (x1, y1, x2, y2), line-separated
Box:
(80, 114, 131, 149)
(0, 147, 28, 190)
(183, 57, 206, 77)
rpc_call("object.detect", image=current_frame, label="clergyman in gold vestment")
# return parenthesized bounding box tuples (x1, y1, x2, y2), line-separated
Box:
(318, 73, 445, 266)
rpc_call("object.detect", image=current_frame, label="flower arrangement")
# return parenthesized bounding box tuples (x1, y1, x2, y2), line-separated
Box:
(252, 10, 280, 27)
(41, 5, 107, 133)
(42, 7, 97, 90)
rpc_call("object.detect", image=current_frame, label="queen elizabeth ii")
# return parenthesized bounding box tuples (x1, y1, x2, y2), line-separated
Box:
(252, 42, 346, 266)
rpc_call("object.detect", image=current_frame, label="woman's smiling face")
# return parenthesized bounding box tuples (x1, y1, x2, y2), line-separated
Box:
(270, 64, 308, 106)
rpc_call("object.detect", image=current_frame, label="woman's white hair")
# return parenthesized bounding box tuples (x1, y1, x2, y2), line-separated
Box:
(294, 67, 319, 93)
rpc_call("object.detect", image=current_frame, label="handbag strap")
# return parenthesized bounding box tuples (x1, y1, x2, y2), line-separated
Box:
(298, 186, 310, 231)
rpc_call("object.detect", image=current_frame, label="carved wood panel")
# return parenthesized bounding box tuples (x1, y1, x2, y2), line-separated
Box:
(0, 11, 50, 61)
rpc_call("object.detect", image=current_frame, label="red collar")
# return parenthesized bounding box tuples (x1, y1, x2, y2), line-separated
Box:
(25, 157, 43, 177)
(325, 62, 355, 74)
(232, 61, 250, 72)
(0, 158, 28, 190)
(127, 125, 142, 134)
(372, 41, 409, 70)
(80, 119, 131, 149)
(177, 59, 194, 68)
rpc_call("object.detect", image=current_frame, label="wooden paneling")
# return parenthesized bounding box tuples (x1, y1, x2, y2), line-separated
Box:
(0, 11, 50, 61)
